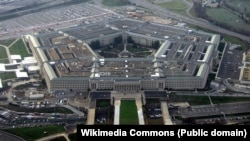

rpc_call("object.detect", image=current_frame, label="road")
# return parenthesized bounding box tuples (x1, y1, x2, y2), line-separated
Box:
(129, 0, 250, 42)
(5, 78, 39, 103)
(0, 130, 24, 141)
(178, 101, 250, 118)
(35, 132, 70, 141)
(223, 79, 250, 94)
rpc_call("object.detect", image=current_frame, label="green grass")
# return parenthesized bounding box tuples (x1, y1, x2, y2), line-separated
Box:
(4, 125, 65, 141)
(120, 100, 139, 125)
(0, 59, 9, 63)
(0, 39, 16, 46)
(127, 46, 148, 53)
(169, 95, 250, 105)
(102, 0, 131, 6)
(223, 35, 247, 50)
(0, 72, 16, 80)
(206, 8, 250, 33)
(189, 4, 197, 17)
(96, 99, 110, 107)
(224, 0, 250, 14)
(0, 46, 8, 59)
(150, 0, 188, 15)
(9, 39, 31, 58)
(186, 0, 193, 3)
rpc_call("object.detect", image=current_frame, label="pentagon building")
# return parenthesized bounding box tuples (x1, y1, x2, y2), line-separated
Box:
(24, 18, 220, 93)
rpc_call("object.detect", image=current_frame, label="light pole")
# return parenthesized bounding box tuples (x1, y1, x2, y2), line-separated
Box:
(206, 92, 213, 106)
(221, 112, 226, 119)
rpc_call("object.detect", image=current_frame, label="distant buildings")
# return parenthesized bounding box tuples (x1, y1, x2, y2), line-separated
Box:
(202, 0, 219, 8)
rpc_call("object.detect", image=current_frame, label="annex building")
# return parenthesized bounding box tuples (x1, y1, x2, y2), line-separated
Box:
(24, 18, 220, 93)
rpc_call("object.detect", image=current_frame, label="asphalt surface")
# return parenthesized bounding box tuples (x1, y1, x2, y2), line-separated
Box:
(0, 130, 24, 141)
(178, 101, 250, 118)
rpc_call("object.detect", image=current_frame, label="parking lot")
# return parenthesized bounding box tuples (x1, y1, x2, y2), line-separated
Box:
(0, 3, 121, 39)
(217, 45, 244, 80)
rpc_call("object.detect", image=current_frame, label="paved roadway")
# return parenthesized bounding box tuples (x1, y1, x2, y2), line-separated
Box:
(0, 130, 24, 141)
(178, 101, 250, 118)
(5, 78, 39, 103)
(223, 79, 250, 94)
(35, 132, 70, 141)
(129, 0, 250, 42)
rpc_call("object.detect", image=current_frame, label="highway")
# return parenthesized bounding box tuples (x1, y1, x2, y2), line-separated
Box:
(178, 101, 250, 118)
(223, 79, 250, 94)
(129, 0, 250, 42)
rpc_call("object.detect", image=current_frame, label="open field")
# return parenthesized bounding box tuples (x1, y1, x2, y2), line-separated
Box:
(0, 46, 8, 59)
(119, 100, 139, 125)
(0, 72, 16, 81)
(9, 39, 31, 58)
(205, 8, 250, 33)
(149, 0, 188, 15)
(4, 125, 65, 141)
(0, 39, 15, 46)
(102, 0, 131, 6)
(0, 59, 9, 63)
(224, 0, 250, 14)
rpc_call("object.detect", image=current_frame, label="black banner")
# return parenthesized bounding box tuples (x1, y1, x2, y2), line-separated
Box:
(77, 125, 249, 139)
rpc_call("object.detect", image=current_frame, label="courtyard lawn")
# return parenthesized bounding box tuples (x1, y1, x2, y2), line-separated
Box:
(0, 59, 9, 63)
(9, 39, 31, 58)
(0, 72, 16, 80)
(120, 100, 139, 125)
(4, 125, 65, 141)
(0, 46, 8, 59)
(0, 39, 15, 46)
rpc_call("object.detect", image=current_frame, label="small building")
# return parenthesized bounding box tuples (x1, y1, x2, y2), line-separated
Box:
(21, 57, 38, 69)
(15, 71, 28, 79)
(29, 94, 44, 100)
(0, 79, 2, 89)
(10, 55, 22, 63)
(202, 0, 219, 8)
(27, 66, 40, 74)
